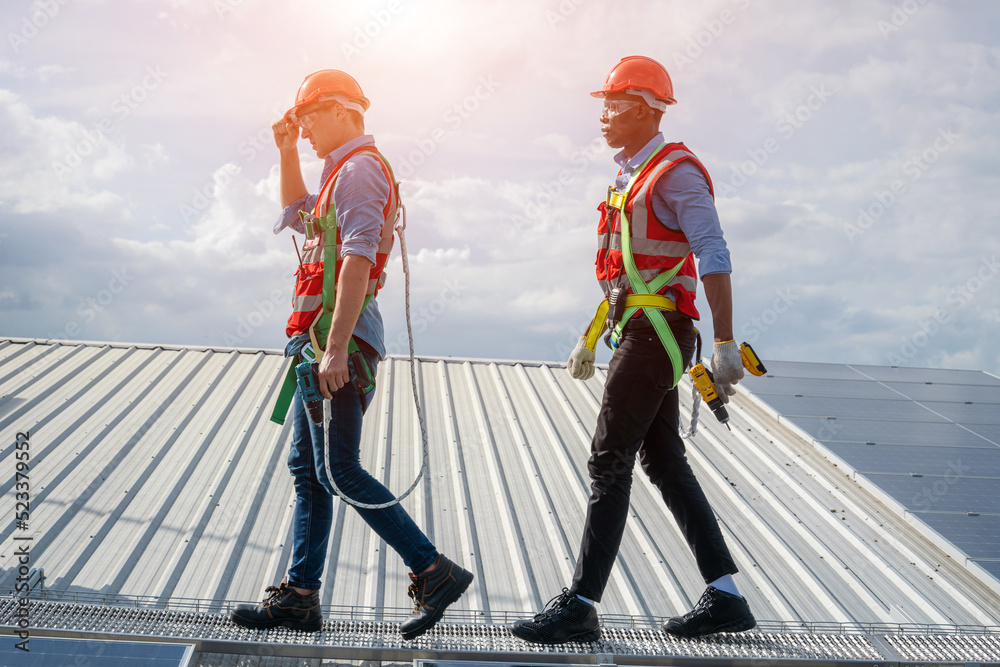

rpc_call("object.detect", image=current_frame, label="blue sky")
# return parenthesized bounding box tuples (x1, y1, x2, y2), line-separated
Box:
(1, 0, 998, 376)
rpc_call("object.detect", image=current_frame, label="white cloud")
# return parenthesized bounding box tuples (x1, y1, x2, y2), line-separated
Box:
(0, 89, 130, 214)
(0, 0, 998, 373)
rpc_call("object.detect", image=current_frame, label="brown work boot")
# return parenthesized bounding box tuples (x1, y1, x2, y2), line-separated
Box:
(230, 581, 322, 632)
(400, 555, 473, 640)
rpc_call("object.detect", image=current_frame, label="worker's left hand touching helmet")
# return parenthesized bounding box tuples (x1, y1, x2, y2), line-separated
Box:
(711, 340, 744, 404)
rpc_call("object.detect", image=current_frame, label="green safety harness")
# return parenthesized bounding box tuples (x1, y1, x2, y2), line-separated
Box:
(269, 179, 431, 511)
(268, 201, 375, 425)
(583, 142, 690, 390)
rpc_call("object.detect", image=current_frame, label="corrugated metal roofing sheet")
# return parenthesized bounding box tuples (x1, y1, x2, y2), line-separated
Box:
(2, 337, 999, 632)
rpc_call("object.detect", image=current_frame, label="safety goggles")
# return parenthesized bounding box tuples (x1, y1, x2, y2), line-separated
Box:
(288, 104, 333, 129)
(601, 99, 642, 118)
(292, 107, 324, 130)
(287, 94, 367, 128)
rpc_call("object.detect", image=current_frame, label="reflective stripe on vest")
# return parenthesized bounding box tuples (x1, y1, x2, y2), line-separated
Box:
(285, 147, 399, 338)
(596, 143, 714, 320)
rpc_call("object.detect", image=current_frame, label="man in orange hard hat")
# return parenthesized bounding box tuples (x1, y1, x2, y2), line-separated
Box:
(230, 70, 472, 640)
(511, 56, 755, 642)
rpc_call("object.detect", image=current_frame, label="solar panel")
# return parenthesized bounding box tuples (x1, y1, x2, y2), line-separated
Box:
(782, 416, 989, 447)
(916, 400, 1000, 424)
(740, 360, 868, 381)
(888, 381, 1000, 404)
(862, 474, 1000, 515)
(980, 560, 1000, 580)
(744, 360, 1000, 589)
(825, 443, 1000, 477)
(0, 637, 194, 666)
(756, 394, 944, 421)
(969, 424, 1000, 445)
(911, 512, 1000, 560)
(740, 376, 901, 399)
(848, 365, 1000, 385)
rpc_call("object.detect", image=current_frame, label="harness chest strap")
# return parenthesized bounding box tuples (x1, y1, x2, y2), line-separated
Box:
(587, 142, 691, 390)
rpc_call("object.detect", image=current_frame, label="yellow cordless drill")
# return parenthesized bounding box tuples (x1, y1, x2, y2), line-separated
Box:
(689, 342, 767, 428)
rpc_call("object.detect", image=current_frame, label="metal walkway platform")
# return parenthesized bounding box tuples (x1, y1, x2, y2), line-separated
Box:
(3, 595, 1000, 665)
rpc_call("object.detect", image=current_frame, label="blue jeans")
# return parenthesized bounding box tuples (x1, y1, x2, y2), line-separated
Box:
(285, 350, 438, 590)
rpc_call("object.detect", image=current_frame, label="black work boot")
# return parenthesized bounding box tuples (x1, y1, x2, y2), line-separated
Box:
(400, 554, 474, 640)
(230, 581, 323, 632)
(662, 586, 756, 638)
(510, 589, 601, 644)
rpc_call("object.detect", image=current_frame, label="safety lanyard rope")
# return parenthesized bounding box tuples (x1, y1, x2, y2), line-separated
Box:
(681, 328, 704, 439)
(312, 157, 428, 511)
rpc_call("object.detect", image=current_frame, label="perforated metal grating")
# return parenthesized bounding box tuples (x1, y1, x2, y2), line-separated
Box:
(4, 596, 1000, 665)
(887, 632, 1000, 662)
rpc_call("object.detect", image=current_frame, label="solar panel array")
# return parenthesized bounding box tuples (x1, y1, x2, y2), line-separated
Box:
(0, 637, 193, 666)
(740, 361, 1000, 582)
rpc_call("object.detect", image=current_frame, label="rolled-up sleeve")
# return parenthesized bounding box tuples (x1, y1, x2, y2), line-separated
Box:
(272, 157, 336, 235)
(652, 160, 732, 277)
(333, 156, 389, 265)
(272, 192, 318, 235)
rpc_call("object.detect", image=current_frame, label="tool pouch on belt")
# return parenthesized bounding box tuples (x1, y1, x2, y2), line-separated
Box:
(348, 347, 376, 414)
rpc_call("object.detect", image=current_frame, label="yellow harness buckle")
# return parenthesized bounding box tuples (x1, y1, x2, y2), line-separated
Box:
(606, 187, 626, 210)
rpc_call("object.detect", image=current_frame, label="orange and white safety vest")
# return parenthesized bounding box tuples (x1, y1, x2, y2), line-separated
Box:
(286, 146, 399, 338)
(596, 142, 714, 320)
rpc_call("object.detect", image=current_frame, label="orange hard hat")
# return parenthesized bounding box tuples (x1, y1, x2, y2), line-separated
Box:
(591, 56, 676, 109)
(284, 69, 370, 124)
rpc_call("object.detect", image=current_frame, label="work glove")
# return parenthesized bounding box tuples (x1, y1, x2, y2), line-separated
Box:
(567, 336, 595, 381)
(711, 340, 744, 404)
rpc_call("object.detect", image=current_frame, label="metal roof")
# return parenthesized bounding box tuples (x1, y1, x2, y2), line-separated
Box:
(1, 337, 1000, 663)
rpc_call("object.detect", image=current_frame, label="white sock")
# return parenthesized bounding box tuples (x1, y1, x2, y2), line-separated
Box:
(575, 594, 596, 607)
(708, 574, 740, 597)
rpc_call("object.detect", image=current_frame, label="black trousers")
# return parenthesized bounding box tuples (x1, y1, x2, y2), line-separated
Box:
(569, 316, 739, 602)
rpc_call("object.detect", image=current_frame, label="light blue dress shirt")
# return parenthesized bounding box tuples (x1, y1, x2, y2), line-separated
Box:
(274, 134, 389, 358)
(613, 133, 732, 278)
